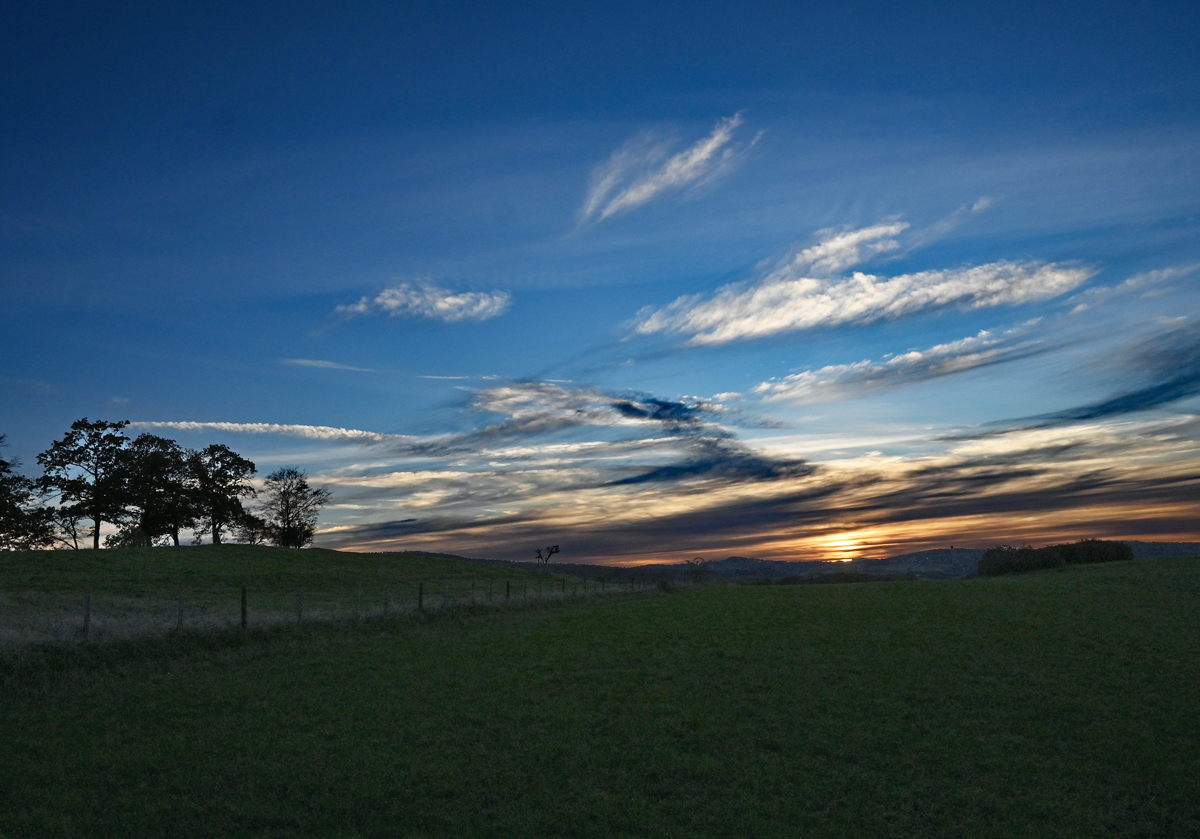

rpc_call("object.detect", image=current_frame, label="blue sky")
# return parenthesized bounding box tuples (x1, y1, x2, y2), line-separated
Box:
(4, 1, 1200, 562)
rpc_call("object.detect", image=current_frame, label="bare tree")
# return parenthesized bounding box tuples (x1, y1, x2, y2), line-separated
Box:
(535, 545, 560, 568)
(261, 468, 331, 549)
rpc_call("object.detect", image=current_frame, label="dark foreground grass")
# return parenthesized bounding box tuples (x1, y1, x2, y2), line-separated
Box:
(3, 558, 1199, 838)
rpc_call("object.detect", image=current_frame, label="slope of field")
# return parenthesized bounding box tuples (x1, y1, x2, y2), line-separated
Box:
(0, 546, 591, 645)
(2, 557, 1198, 838)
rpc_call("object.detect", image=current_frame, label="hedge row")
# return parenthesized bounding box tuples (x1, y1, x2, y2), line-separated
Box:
(977, 539, 1134, 576)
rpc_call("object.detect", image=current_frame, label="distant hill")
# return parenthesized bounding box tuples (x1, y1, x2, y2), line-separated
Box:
(447, 541, 1199, 583)
(617, 542, 1200, 582)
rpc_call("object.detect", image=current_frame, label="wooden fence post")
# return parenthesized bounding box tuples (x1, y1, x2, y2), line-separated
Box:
(297, 592, 303, 624)
(471, 580, 476, 604)
(383, 589, 390, 617)
(506, 581, 510, 602)
(418, 582, 424, 612)
(355, 584, 362, 619)
(176, 591, 184, 632)
(241, 586, 247, 629)
(83, 589, 91, 640)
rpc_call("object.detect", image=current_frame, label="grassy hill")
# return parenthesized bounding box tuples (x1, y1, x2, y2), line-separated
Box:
(2, 556, 1198, 837)
(0, 545, 597, 645)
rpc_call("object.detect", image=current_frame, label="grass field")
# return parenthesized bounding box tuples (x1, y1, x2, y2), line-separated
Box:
(2, 551, 1199, 837)
(0, 546, 607, 645)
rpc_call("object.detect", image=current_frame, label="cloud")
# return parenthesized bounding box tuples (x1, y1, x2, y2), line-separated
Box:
(906, 197, 995, 249)
(754, 325, 1048, 403)
(282, 359, 375, 372)
(137, 381, 1200, 565)
(1068, 263, 1197, 313)
(336, 282, 511, 322)
(1035, 321, 1200, 423)
(131, 421, 408, 444)
(785, 223, 910, 276)
(444, 382, 737, 454)
(580, 113, 748, 222)
(320, 412, 1200, 563)
(633, 221, 1094, 345)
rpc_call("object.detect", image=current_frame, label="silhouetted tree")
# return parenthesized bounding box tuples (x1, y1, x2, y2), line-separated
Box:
(120, 434, 201, 546)
(36, 418, 130, 550)
(48, 506, 85, 550)
(190, 444, 256, 545)
(0, 436, 54, 550)
(232, 510, 271, 545)
(261, 468, 330, 549)
(535, 545, 560, 567)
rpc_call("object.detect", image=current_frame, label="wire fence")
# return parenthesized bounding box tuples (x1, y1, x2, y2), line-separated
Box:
(0, 576, 668, 648)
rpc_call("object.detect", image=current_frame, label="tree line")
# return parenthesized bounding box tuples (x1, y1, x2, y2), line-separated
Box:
(0, 418, 330, 551)
(977, 539, 1134, 575)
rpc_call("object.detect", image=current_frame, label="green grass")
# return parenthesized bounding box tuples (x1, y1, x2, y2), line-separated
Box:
(2, 556, 1199, 837)
(0, 546, 602, 644)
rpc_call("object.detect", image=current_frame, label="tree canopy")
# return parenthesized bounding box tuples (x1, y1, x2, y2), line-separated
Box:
(0, 436, 54, 550)
(36, 418, 131, 550)
(6, 421, 332, 550)
(191, 444, 258, 546)
(113, 434, 201, 547)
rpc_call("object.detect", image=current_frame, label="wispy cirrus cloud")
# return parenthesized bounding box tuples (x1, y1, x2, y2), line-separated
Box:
(282, 358, 375, 372)
(1068, 263, 1198, 313)
(131, 421, 409, 444)
(754, 324, 1047, 404)
(633, 223, 1094, 345)
(1026, 320, 1200, 424)
(784, 222, 910, 276)
(335, 281, 511, 322)
(580, 113, 750, 222)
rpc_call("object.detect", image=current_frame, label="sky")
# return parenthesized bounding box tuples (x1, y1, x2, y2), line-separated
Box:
(3, 0, 1200, 563)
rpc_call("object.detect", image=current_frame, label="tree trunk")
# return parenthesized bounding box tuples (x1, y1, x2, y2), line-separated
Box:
(170, 528, 180, 547)
(92, 513, 101, 550)
(212, 513, 221, 545)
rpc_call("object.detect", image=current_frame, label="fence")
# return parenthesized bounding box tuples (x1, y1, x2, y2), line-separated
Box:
(0, 575, 667, 647)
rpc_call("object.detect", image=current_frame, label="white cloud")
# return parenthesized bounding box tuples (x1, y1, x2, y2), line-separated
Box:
(581, 113, 747, 222)
(282, 359, 375, 372)
(132, 421, 408, 444)
(785, 223, 909, 276)
(753, 330, 1032, 403)
(1068, 262, 1197, 314)
(633, 224, 1094, 345)
(336, 282, 511, 323)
